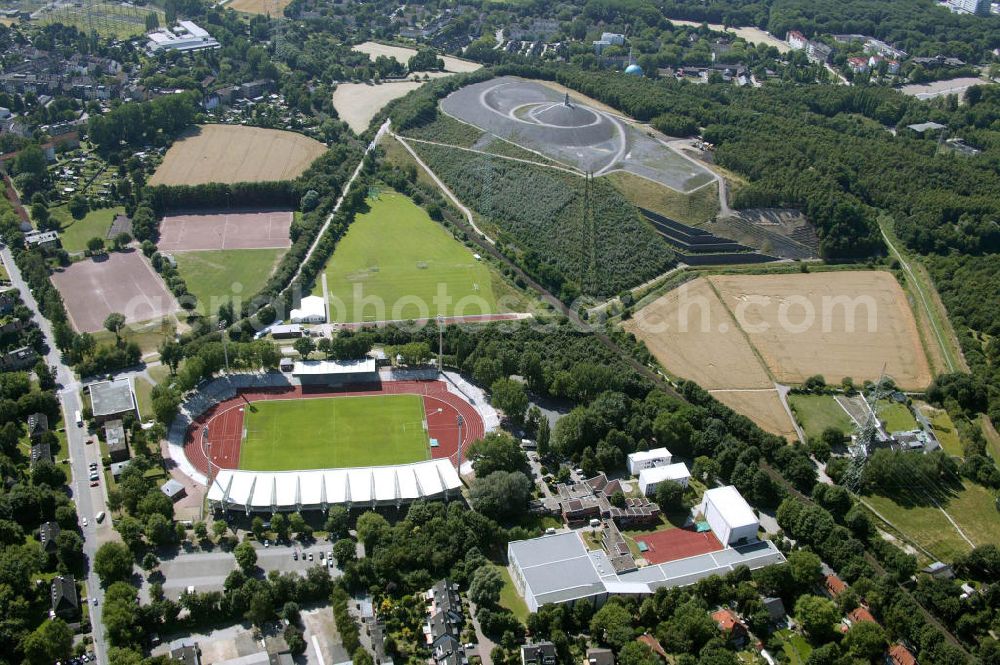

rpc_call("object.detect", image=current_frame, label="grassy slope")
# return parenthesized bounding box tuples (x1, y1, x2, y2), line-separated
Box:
(50, 206, 125, 253)
(315, 191, 500, 322)
(607, 171, 719, 226)
(497, 565, 529, 624)
(240, 394, 430, 470)
(865, 481, 1000, 562)
(877, 401, 919, 432)
(788, 394, 856, 440)
(173, 248, 285, 312)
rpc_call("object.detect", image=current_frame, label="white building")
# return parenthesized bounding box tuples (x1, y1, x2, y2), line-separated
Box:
(627, 447, 671, 475)
(699, 486, 759, 546)
(147, 21, 221, 53)
(290, 295, 327, 324)
(638, 463, 691, 496)
(947, 0, 991, 16)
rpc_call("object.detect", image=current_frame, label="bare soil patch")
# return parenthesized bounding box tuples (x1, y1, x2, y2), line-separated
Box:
(51, 250, 179, 333)
(226, 0, 292, 14)
(353, 41, 482, 73)
(713, 390, 798, 440)
(149, 125, 326, 186)
(623, 277, 772, 389)
(333, 77, 449, 133)
(709, 271, 932, 390)
(157, 210, 293, 252)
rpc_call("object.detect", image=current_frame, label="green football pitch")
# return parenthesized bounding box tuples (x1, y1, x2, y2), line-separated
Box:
(314, 190, 500, 322)
(238, 394, 431, 471)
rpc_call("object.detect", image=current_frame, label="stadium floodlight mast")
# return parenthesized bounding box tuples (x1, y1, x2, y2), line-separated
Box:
(201, 424, 216, 508)
(219, 320, 229, 374)
(456, 414, 464, 471)
(437, 314, 444, 373)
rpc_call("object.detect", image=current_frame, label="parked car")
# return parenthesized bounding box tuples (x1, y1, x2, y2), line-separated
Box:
(82, 518, 88, 527)
(95, 511, 105, 523)
(293, 551, 298, 560)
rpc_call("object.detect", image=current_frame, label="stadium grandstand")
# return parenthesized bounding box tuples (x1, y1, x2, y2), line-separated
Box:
(292, 358, 380, 387)
(207, 459, 462, 513)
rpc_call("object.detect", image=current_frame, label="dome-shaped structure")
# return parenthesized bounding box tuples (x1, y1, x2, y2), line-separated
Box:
(624, 63, 643, 76)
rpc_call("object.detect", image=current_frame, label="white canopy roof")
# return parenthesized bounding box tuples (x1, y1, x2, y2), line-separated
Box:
(207, 459, 461, 511)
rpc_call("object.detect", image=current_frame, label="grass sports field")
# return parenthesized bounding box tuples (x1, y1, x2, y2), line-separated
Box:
(48, 206, 125, 253)
(239, 395, 430, 470)
(173, 248, 285, 312)
(316, 191, 501, 322)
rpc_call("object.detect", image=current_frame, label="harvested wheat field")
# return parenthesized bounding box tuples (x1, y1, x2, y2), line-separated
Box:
(353, 41, 482, 73)
(709, 272, 932, 390)
(149, 125, 326, 186)
(333, 77, 450, 134)
(623, 278, 772, 390)
(712, 390, 798, 440)
(226, 0, 291, 14)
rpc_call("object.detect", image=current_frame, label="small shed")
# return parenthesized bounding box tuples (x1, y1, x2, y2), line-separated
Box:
(161, 479, 187, 502)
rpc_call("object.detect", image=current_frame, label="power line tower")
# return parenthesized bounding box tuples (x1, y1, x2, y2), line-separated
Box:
(843, 366, 890, 492)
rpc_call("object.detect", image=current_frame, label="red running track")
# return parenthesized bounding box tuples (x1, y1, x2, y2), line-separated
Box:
(183, 380, 485, 476)
(636, 528, 723, 565)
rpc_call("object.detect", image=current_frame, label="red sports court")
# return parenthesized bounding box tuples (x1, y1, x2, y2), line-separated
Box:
(157, 210, 293, 252)
(636, 527, 723, 564)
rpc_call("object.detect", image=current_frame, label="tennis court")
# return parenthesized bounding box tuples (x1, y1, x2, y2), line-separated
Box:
(157, 210, 293, 252)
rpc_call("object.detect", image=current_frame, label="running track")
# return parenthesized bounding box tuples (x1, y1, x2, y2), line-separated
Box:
(183, 380, 485, 476)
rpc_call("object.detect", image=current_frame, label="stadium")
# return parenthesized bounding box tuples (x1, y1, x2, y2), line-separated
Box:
(166, 365, 496, 514)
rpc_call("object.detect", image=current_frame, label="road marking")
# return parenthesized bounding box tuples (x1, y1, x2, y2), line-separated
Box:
(311, 635, 327, 665)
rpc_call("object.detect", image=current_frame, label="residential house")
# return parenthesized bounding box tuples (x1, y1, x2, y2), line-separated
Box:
(0, 289, 16, 314)
(886, 644, 917, 665)
(922, 562, 955, 580)
(39, 521, 60, 554)
(848, 606, 878, 626)
(762, 597, 787, 625)
(27, 412, 49, 440)
(712, 609, 749, 647)
(169, 644, 201, 664)
(636, 635, 667, 661)
(786, 31, 808, 50)
(105, 419, 129, 462)
(584, 648, 614, 665)
(50, 575, 78, 619)
(30, 442, 51, 466)
(521, 642, 557, 665)
(823, 574, 848, 600)
(847, 57, 870, 74)
(0, 345, 36, 371)
(424, 579, 465, 665)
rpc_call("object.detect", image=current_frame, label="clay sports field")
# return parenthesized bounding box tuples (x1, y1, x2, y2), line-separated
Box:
(625, 271, 931, 436)
(184, 380, 484, 475)
(157, 210, 293, 252)
(149, 125, 327, 186)
(50, 250, 179, 332)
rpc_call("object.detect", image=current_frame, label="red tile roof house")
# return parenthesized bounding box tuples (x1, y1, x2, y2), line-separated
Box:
(886, 643, 917, 665)
(712, 609, 749, 647)
(636, 635, 667, 661)
(823, 574, 848, 599)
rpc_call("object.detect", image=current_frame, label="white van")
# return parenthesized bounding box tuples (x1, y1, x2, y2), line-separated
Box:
(74, 410, 83, 427)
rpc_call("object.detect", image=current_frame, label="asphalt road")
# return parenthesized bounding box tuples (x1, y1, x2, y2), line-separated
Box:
(1, 245, 113, 664)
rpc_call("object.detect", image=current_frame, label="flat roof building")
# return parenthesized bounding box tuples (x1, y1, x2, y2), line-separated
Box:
(147, 21, 221, 53)
(105, 419, 129, 462)
(507, 530, 784, 613)
(699, 486, 759, 546)
(161, 478, 187, 502)
(627, 447, 671, 475)
(89, 378, 137, 423)
(638, 463, 691, 496)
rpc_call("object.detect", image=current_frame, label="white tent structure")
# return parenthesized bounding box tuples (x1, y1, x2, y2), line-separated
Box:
(290, 295, 327, 323)
(207, 459, 461, 513)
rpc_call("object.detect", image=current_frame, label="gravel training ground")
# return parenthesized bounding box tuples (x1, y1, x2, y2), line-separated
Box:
(149, 125, 327, 186)
(51, 250, 179, 332)
(157, 210, 293, 252)
(353, 41, 482, 73)
(440, 77, 714, 192)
